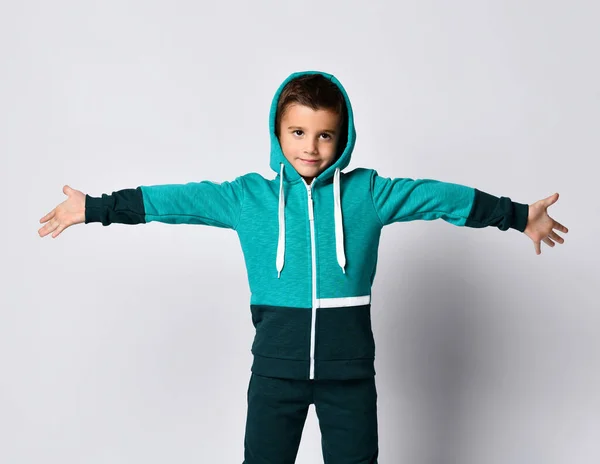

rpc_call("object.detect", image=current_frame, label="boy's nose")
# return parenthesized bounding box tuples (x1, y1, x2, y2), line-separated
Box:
(304, 141, 317, 154)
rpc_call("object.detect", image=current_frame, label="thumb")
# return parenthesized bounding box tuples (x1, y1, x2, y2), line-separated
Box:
(544, 192, 559, 208)
(63, 185, 72, 195)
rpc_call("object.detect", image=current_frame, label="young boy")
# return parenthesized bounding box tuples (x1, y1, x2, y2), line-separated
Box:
(38, 70, 568, 463)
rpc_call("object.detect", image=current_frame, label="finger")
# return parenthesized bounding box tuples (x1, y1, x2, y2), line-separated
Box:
(542, 237, 555, 247)
(63, 185, 72, 195)
(38, 221, 52, 237)
(549, 231, 564, 244)
(52, 223, 66, 238)
(534, 241, 541, 255)
(553, 221, 568, 233)
(544, 193, 559, 208)
(41, 219, 60, 238)
(39, 210, 55, 223)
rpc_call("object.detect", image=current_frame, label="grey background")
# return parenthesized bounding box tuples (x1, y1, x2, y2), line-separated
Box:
(2, 0, 598, 462)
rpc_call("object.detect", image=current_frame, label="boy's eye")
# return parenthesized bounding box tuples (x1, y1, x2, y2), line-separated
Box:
(292, 130, 332, 140)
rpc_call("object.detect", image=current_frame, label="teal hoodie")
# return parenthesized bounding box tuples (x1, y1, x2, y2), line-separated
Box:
(85, 70, 529, 380)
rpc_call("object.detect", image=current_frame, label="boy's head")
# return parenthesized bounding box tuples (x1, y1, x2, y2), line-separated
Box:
(275, 74, 349, 184)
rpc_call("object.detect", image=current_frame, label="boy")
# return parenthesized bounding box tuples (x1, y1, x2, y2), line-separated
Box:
(38, 70, 568, 463)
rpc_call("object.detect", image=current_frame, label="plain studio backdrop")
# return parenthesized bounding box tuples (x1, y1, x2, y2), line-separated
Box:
(1, 0, 598, 462)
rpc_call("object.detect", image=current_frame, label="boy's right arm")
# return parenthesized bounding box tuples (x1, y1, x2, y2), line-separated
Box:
(87, 178, 245, 228)
(39, 177, 245, 238)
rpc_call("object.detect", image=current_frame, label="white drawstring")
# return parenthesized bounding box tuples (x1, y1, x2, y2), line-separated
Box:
(276, 163, 285, 278)
(333, 167, 346, 273)
(275, 164, 346, 277)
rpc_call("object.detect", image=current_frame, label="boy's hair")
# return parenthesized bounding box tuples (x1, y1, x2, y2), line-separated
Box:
(275, 74, 348, 158)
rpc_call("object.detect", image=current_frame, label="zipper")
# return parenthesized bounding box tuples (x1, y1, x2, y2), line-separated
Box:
(304, 180, 317, 379)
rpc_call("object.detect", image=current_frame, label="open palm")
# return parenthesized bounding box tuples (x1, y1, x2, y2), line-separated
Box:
(38, 185, 86, 238)
(524, 193, 569, 255)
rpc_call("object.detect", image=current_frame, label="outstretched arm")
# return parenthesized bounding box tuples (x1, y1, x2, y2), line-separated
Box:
(39, 177, 245, 238)
(370, 171, 528, 231)
(370, 171, 568, 254)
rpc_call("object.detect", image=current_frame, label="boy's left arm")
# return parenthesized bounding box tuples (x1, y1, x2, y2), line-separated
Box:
(370, 171, 568, 255)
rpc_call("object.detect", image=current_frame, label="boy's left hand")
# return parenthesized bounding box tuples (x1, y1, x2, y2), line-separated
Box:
(524, 193, 569, 255)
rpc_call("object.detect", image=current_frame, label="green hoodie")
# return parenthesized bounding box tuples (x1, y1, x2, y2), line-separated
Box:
(85, 70, 529, 380)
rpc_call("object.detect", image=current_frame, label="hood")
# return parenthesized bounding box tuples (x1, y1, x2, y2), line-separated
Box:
(270, 71, 356, 278)
(269, 70, 357, 184)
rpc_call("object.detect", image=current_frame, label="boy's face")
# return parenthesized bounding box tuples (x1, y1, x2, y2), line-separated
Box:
(278, 104, 342, 184)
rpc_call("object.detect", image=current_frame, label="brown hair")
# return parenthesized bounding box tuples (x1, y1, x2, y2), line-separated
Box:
(275, 74, 348, 157)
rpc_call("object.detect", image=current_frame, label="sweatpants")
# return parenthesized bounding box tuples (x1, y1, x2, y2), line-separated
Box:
(243, 373, 379, 464)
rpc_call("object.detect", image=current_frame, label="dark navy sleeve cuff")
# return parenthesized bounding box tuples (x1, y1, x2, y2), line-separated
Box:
(466, 189, 529, 232)
(84, 188, 146, 226)
(512, 201, 529, 232)
(85, 194, 105, 224)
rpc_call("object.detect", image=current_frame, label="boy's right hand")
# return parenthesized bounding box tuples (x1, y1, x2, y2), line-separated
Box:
(38, 185, 86, 238)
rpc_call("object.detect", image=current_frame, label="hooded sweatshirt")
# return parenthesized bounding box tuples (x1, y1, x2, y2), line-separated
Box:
(85, 70, 529, 381)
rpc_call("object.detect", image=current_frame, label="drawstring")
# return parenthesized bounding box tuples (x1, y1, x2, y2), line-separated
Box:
(276, 163, 346, 278)
(276, 163, 285, 278)
(333, 167, 346, 273)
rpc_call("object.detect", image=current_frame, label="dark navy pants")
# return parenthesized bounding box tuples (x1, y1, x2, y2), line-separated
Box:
(243, 373, 379, 463)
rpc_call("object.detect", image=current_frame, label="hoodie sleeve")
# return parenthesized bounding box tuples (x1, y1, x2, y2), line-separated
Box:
(370, 171, 528, 232)
(85, 176, 245, 230)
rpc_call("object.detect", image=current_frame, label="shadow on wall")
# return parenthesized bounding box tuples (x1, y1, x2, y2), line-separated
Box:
(375, 226, 485, 463)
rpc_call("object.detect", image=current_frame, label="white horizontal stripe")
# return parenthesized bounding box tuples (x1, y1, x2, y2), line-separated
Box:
(317, 295, 371, 308)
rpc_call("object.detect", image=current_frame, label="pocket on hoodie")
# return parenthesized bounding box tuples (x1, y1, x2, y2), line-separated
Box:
(315, 304, 375, 360)
(250, 305, 312, 360)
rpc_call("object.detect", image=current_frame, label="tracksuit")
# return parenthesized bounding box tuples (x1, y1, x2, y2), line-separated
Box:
(85, 70, 529, 463)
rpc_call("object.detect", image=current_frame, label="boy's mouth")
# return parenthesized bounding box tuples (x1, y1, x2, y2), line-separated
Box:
(299, 159, 319, 164)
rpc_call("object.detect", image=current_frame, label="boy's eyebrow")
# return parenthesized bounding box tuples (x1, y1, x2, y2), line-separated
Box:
(288, 126, 337, 134)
